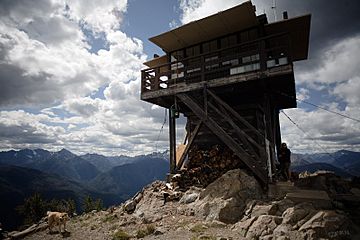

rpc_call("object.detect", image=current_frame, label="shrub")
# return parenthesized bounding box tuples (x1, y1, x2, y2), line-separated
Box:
(190, 224, 207, 233)
(113, 229, 131, 240)
(136, 224, 155, 238)
(16, 193, 47, 225)
(83, 196, 104, 213)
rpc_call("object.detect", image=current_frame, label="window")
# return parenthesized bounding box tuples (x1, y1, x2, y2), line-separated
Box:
(220, 34, 237, 49)
(242, 54, 259, 63)
(202, 40, 217, 53)
(186, 45, 200, 57)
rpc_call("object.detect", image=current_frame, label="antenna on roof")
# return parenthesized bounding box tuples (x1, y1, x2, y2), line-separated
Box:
(271, 0, 277, 21)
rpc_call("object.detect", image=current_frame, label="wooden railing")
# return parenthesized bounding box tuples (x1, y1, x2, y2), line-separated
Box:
(141, 33, 292, 94)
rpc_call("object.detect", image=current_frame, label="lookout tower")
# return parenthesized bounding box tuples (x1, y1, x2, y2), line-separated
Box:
(141, 1, 311, 186)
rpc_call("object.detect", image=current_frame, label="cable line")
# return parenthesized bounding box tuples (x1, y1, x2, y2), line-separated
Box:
(280, 110, 338, 161)
(275, 91, 360, 123)
(297, 99, 360, 123)
(155, 108, 167, 152)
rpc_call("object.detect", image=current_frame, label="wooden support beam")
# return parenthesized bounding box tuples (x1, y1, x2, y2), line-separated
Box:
(207, 89, 265, 140)
(177, 93, 267, 186)
(208, 102, 261, 159)
(169, 108, 176, 174)
(274, 109, 282, 154)
(176, 121, 203, 171)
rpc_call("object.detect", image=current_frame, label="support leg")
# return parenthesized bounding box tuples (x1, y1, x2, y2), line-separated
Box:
(169, 108, 176, 174)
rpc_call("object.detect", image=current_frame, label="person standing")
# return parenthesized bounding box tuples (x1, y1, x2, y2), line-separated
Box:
(278, 142, 291, 181)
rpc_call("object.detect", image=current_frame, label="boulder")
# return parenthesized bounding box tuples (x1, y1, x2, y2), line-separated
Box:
(282, 202, 315, 226)
(249, 202, 278, 218)
(232, 216, 257, 237)
(299, 210, 351, 239)
(192, 169, 263, 224)
(179, 193, 199, 204)
(153, 227, 165, 235)
(272, 198, 295, 216)
(123, 200, 136, 213)
(246, 215, 282, 239)
(179, 187, 202, 204)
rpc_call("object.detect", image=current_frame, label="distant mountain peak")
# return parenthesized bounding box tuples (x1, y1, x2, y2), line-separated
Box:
(58, 148, 74, 155)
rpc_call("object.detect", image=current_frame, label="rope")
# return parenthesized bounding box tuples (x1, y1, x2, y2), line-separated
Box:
(155, 108, 167, 152)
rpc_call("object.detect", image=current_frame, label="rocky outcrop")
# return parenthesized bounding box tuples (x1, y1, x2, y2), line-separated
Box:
(233, 198, 353, 240)
(191, 169, 263, 223)
(19, 167, 359, 240)
(299, 210, 351, 239)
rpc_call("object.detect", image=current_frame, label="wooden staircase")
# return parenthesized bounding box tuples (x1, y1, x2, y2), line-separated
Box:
(177, 90, 268, 186)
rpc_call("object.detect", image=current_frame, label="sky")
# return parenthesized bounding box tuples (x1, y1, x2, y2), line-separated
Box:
(0, 0, 360, 156)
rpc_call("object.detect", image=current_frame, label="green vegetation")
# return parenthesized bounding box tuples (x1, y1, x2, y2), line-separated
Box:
(112, 229, 132, 240)
(191, 236, 216, 240)
(190, 224, 208, 233)
(16, 193, 47, 225)
(83, 195, 103, 213)
(16, 193, 77, 225)
(136, 224, 155, 238)
(103, 214, 118, 223)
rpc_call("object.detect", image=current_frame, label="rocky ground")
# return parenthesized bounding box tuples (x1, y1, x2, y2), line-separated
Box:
(5, 169, 360, 240)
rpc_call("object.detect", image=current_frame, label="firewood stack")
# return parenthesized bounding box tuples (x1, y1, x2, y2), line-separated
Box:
(174, 144, 246, 190)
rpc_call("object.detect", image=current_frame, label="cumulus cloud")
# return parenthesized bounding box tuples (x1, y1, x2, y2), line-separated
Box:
(297, 35, 360, 87)
(64, 0, 127, 34)
(333, 76, 360, 107)
(179, 0, 253, 24)
(0, 0, 178, 155)
(280, 107, 360, 153)
(285, 36, 360, 152)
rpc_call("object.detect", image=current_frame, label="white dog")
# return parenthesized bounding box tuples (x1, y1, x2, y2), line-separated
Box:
(47, 211, 69, 233)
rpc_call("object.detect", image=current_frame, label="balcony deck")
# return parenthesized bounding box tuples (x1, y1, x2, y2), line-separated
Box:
(141, 34, 296, 107)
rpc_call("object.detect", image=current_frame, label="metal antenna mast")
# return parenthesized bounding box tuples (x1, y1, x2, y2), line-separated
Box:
(272, 0, 277, 21)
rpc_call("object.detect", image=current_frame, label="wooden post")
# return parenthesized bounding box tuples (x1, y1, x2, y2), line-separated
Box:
(274, 109, 282, 154)
(259, 40, 267, 71)
(169, 108, 176, 174)
(176, 121, 203, 171)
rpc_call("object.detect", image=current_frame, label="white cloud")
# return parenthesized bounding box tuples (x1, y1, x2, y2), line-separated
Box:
(0, 0, 180, 155)
(280, 108, 360, 153)
(179, 0, 244, 24)
(1, 0, 359, 156)
(333, 76, 360, 107)
(282, 34, 360, 153)
(179, 0, 266, 24)
(64, 0, 127, 34)
(297, 35, 360, 87)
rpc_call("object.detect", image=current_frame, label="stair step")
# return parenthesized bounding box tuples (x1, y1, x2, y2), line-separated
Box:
(285, 190, 332, 209)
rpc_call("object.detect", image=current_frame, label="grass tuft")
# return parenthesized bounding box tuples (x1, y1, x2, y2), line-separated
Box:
(113, 229, 131, 240)
(136, 224, 155, 238)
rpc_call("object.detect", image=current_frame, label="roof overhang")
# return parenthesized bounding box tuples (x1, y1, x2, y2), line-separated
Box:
(265, 14, 311, 61)
(149, 1, 258, 53)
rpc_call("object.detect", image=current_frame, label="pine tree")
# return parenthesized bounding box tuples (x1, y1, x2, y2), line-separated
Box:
(16, 193, 47, 225)
(66, 198, 76, 216)
(94, 198, 103, 211)
(83, 196, 94, 213)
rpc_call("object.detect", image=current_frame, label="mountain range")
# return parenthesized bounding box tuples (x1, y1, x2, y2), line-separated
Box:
(0, 148, 359, 231)
(0, 149, 169, 230)
(291, 150, 360, 177)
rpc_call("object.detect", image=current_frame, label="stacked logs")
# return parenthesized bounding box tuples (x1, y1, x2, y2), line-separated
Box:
(174, 144, 246, 190)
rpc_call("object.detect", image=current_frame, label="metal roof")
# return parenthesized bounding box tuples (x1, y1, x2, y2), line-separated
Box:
(148, 1, 311, 62)
(265, 14, 311, 61)
(149, 1, 258, 52)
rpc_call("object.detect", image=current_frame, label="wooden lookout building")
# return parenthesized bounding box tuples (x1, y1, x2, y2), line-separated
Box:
(141, 1, 311, 187)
